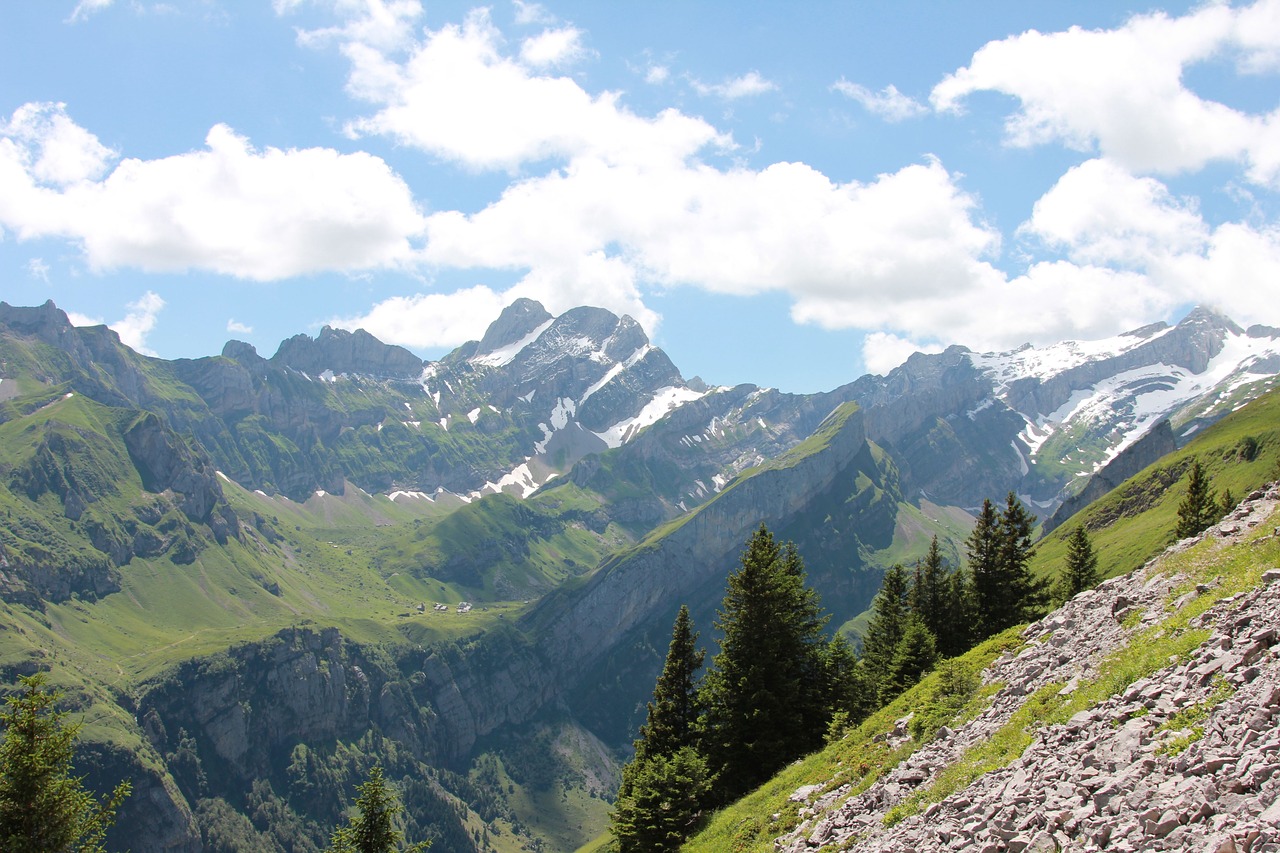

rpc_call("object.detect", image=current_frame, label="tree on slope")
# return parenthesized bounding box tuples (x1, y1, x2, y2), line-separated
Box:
(1174, 459, 1218, 541)
(699, 524, 830, 804)
(634, 605, 704, 762)
(909, 536, 948, 642)
(611, 747, 711, 853)
(969, 493, 1043, 638)
(1058, 525, 1099, 601)
(612, 606, 710, 852)
(0, 673, 131, 853)
(859, 563, 909, 702)
(327, 766, 429, 853)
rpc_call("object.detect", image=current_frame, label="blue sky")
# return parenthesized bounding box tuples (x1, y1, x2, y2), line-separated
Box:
(1, 1, 1278, 393)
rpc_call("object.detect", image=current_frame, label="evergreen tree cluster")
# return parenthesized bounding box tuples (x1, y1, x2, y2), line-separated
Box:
(611, 525, 842, 853)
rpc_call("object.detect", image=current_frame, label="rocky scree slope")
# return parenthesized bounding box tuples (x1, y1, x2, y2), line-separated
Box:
(773, 485, 1280, 853)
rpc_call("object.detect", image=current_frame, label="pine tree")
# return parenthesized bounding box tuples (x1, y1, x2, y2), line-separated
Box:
(611, 747, 711, 853)
(1218, 488, 1235, 518)
(940, 566, 976, 658)
(909, 536, 948, 641)
(699, 524, 830, 804)
(968, 493, 1044, 637)
(965, 498, 1002, 639)
(634, 606, 704, 762)
(0, 673, 131, 853)
(1174, 459, 1217, 540)
(996, 492, 1045, 625)
(612, 606, 707, 848)
(1058, 525, 1099, 601)
(887, 615, 938, 696)
(859, 563, 909, 694)
(327, 767, 429, 853)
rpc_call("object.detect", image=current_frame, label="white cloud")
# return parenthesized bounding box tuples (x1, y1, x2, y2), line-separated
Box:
(832, 80, 927, 122)
(1, 102, 115, 185)
(1014, 160, 1280, 334)
(1022, 158, 1209, 266)
(330, 285, 510, 348)
(26, 258, 50, 282)
(281, 0, 423, 52)
(67, 310, 103, 328)
(519, 26, 588, 68)
(227, 319, 254, 334)
(931, 1, 1280, 183)
(68, 0, 113, 23)
(0, 105, 427, 279)
(512, 1, 552, 26)
(113, 291, 165, 354)
(644, 64, 670, 85)
(691, 71, 778, 100)
(339, 9, 727, 171)
(862, 333, 944, 375)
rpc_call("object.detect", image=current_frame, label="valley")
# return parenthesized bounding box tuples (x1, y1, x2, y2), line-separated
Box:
(0, 298, 1278, 852)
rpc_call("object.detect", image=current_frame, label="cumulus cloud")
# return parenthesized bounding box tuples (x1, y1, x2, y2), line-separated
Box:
(690, 71, 778, 100)
(0, 104, 426, 279)
(832, 80, 927, 122)
(227, 319, 254, 334)
(113, 291, 165, 354)
(1014, 160, 1280, 333)
(66, 292, 167, 354)
(931, 1, 1280, 183)
(862, 333, 944, 376)
(329, 284, 510, 348)
(520, 26, 589, 68)
(339, 9, 727, 171)
(26, 258, 50, 282)
(1, 102, 115, 185)
(1022, 158, 1209, 266)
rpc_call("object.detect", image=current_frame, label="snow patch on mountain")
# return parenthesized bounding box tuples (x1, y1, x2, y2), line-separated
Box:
(594, 386, 707, 448)
(470, 319, 554, 367)
(970, 324, 1175, 392)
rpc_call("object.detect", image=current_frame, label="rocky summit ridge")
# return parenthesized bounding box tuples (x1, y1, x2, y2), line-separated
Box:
(772, 485, 1280, 853)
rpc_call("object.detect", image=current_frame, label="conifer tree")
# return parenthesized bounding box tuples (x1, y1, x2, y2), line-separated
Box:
(0, 673, 131, 853)
(965, 498, 1002, 639)
(940, 567, 976, 658)
(909, 536, 948, 641)
(887, 615, 938, 696)
(859, 563, 909, 693)
(634, 606, 703, 762)
(1174, 459, 1218, 540)
(699, 524, 830, 804)
(997, 491, 1045, 623)
(326, 767, 428, 853)
(611, 747, 711, 853)
(1058, 525, 1099, 601)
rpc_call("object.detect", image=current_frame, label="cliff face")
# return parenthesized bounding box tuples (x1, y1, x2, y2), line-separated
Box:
(770, 486, 1280, 853)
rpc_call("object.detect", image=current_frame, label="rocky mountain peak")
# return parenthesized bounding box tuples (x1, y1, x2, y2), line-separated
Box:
(475, 297, 554, 355)
(269, 325, 424, 380)
(0, 299, 76, 345)
(220, 340, 262, 363)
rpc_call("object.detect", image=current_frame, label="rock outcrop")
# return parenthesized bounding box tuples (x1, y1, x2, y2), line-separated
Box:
(775, 485, 1280, 853)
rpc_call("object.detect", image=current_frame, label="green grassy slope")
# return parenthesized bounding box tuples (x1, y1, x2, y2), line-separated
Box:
(1031, 385, 1280, 586)
(669, 387, 1280, 853)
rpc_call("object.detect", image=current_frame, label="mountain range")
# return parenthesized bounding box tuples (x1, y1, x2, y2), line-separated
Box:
(0, 298, 1277, 852)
